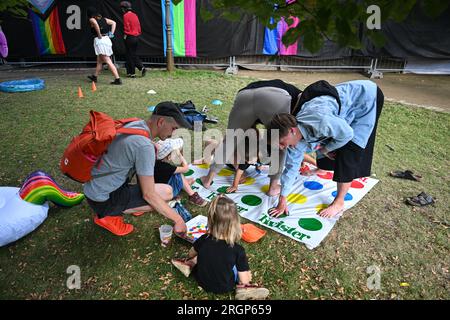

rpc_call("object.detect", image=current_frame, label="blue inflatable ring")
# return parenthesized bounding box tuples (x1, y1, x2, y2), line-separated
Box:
(0, 78, 45, 93)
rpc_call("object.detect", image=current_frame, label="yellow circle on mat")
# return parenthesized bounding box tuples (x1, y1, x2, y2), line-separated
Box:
(242, 177, 255, 185)
(197, 164, 210, 169)
(287, 193, 307, 204)
(315, 204, 329, 212)
(218, 168, 234, 176)
(260, 185, 269, 193)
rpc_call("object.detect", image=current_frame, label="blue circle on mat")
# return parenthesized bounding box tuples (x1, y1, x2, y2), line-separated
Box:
(304, 181, 323, 190)
(147, 106, 156, 112)
(331, 191, 353, 201)
(211, 99, 223, 105)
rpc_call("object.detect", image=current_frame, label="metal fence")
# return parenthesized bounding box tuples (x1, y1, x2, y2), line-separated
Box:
(3, 55, 406, 77)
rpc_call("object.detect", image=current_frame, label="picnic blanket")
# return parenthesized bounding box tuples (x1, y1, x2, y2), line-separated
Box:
(186, 164, 378, 249)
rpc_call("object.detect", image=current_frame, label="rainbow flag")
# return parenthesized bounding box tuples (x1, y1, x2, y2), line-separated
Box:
(263, 16, 300, 55)
(161, 0, 197, 57)
(30, 6, 66, 55)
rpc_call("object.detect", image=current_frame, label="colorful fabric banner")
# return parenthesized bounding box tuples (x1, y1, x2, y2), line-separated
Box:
(29, 6, 66, 55)
(28, 0, 55, 15)
(185, 164, 378, 249)
(263, 17, 300, 55)
(161, 0, 197, 57)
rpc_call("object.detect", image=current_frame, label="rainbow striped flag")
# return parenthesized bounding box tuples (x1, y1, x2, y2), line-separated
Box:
(30, 6, 66, 55)
(161, 0, 197, 57)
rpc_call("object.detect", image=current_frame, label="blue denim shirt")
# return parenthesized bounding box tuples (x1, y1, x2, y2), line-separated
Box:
(280, 80, 378, 196)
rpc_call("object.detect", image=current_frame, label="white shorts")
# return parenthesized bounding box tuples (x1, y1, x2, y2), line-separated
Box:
(93, 36, 113, 56)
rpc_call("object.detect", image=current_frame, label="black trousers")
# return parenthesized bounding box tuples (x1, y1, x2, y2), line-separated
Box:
(86, 182, 147, 218)
(317, 87, 384, 183)
(124, 35, 143, 75)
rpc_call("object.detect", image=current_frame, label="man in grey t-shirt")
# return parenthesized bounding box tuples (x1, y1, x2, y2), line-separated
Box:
(84, 101, 191, 236)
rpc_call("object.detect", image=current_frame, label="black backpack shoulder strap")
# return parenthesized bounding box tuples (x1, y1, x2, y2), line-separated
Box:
(292, 80, 342, 115)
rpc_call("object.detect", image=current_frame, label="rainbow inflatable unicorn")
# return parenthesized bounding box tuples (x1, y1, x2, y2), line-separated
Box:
(0, 171, 84, 246)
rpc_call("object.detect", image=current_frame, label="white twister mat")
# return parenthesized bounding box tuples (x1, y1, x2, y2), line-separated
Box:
(185, 164, 378, 249)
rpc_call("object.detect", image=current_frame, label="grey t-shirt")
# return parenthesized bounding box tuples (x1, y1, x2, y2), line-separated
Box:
(83, 120, 155, 202)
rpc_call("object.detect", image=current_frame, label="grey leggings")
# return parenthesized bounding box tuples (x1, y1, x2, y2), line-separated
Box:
(210, 87, 293, 180)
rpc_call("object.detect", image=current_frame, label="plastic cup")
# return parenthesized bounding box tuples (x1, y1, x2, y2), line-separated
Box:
(159, 224, 173, 247)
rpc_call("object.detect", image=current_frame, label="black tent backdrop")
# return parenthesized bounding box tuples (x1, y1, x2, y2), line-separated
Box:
(1, 0, 449, 61)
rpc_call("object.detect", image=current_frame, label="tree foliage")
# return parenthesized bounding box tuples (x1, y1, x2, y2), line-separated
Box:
(0, 0, 29, 20)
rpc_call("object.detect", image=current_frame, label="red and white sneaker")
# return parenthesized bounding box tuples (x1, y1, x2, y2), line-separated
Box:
(235, 284, 270, 300)
(171, 258, 193, 277)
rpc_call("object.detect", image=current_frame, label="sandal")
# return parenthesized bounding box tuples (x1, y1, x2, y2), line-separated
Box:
(406, 192, 435, 206)
(390, 170, 422, 181)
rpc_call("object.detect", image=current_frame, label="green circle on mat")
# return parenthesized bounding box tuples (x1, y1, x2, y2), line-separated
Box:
(217, 186, 230, 193)
(196, 178, 213, 186)
(278, 213, 288, 219)
(241, 195, 262, 206)
(298, 218, 323, 231)
(184, 169, 194, 177)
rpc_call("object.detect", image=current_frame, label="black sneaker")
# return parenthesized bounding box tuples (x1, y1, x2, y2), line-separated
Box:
(141, 67, 147, 77)
(110, 78, 122, 85)
(127, 74, 136, 78)
(87, 75, 97, 83)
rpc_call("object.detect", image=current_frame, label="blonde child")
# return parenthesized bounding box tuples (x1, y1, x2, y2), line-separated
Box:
(171, 195, 270, 300)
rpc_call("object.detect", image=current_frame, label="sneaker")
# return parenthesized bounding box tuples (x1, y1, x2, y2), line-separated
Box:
(87, 75, 97, 83)
(171, 258, 192, 277)
(189, 192, 208, 207)
(110, 78, 122, 85)
(127, 74, 136, 78)
(94, 215, 134, 236)
(235, 285, 270, 300)
(141, 67, 147, 77)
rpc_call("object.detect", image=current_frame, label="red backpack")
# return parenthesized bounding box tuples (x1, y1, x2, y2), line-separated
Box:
(60, 110, 150, 183)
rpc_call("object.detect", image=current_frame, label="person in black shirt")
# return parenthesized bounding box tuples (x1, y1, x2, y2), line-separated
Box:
(86, 7, 122, 85)
(171, 195, 270, 300)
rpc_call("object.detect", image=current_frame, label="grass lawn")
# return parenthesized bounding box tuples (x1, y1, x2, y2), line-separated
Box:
(0, 69, 448, 300)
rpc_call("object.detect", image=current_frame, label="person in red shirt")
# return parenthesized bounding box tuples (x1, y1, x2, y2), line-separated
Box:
(120, 1, 146, 78)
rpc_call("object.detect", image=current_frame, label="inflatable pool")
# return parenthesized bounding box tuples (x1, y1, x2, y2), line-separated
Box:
(0, 78, 45, 93)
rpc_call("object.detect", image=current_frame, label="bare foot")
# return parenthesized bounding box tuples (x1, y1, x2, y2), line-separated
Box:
(301, 167, 328, 176)
(267, 184, 281, 196)
(186, 178, 195, 185)
(192, 158, 205, 165)
(318, 201, 344, 218)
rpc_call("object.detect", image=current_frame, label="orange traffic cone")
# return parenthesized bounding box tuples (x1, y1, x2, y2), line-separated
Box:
(78, 86, 84, 98)
(91, 81, 97, 92)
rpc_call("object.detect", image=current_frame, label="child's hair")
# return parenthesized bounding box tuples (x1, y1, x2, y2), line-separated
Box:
(207, 195, 241, 246)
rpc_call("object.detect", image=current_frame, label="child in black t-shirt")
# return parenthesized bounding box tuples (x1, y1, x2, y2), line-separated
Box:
(171, 195, 270, 300)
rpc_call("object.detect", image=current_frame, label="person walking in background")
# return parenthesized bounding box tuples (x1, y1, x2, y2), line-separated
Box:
(120, 1, 146, 78)
(87, 7, 122, 85)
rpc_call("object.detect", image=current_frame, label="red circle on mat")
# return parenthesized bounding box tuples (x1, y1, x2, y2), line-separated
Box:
(351, 180, 364, 189)
(318, 172, 334, 180)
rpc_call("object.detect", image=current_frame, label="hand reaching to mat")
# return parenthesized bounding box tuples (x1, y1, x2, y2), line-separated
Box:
(226, 185, 238, 193)
(269, 196, 288, 217)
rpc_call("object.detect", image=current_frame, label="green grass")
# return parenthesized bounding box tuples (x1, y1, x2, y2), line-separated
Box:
(0, 69, 449, 300)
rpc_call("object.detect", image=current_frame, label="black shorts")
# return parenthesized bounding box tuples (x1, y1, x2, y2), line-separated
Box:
(317, 86, 384, 183)
(86, 182, 148, 218)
